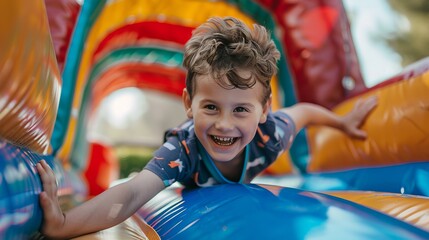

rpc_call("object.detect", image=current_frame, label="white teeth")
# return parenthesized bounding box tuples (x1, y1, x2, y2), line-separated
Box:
(211, 136, 236, 146)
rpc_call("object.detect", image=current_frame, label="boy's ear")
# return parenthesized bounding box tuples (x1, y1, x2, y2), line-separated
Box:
(259, 95, 272, 124)
(182, 88, 193, 119)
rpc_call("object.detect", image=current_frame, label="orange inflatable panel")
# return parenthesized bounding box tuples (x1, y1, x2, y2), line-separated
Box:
(0, 0, 61, 154)
(327, 191, 429, 231)
(307, 68, 429, 172)
(264, 151, 295, 175)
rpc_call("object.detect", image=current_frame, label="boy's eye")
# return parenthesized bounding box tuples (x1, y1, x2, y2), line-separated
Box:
(234, 107, 248, 113)
(204, 104, 217, 111)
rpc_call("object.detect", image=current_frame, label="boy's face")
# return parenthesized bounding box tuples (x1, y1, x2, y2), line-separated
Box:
(182, 70, 270, 163)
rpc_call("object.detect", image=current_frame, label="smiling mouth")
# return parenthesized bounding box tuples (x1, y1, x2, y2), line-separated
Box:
(210, 136, 238, 146)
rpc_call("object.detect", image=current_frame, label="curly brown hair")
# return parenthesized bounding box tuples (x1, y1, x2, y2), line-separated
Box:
(183, 17, 280, 105)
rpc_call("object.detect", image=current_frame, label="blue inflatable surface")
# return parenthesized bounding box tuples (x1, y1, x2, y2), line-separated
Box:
(140, 184, 429, 240)
(253, 162, 429, 197)
(0, 141, 56, 239)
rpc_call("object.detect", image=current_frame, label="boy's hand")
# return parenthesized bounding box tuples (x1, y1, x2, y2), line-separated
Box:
(36, 160, 65, 237)
(341, 96, 378, 139)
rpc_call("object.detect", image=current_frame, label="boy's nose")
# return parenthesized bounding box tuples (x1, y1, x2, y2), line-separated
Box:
(215, 114, 234, 131)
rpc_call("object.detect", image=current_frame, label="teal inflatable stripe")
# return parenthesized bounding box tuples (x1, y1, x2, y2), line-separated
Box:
(51, 0, 107, 154)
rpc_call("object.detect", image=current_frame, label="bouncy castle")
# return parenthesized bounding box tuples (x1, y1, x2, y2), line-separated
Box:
(1, 0, 429, 239)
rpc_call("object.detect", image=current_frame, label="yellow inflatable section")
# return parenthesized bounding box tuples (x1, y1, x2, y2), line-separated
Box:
(307, 67, 429, 172)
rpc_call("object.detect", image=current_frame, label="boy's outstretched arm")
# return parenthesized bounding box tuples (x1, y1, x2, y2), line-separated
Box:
(37, 160, 165, 239)
(280, 96, 378, 139)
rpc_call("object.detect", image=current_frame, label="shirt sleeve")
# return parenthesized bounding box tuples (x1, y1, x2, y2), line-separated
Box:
(272, 111, 296, 150)
(144, 136, 191, 187)
(257, 111, 296, 154)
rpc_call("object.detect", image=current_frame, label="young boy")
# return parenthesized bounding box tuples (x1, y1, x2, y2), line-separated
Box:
(37, 17, 377, 238)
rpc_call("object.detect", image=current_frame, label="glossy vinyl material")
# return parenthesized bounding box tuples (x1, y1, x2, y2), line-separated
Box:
(257, 162, 429, 197)
(91, 21, 193, 63)
(140, 184, 429, 240)
(314, 162, 429, 196)
(328, 191, 429, 231)
(45, 0, 81, 72)
(0, 0, 61, 155)
(307, 59, 429, 172)
(0, 140, 56, 239)
(255, 0, 367, 109)
(50, 0, 102, 155)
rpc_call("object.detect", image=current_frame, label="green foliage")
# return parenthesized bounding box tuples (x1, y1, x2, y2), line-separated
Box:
(115, 145, 156, 178)
(119, 154, 153, 178)
(387, 0, 429, 66)
(389, 0, 429, 13)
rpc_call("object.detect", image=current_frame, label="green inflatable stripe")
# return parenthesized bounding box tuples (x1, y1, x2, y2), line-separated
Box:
(89, 47, 184, 82)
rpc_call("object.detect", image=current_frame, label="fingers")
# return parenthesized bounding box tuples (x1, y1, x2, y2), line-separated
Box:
(353, 96, 378, 124)
(362, 96, 378, 121)
(352, 129, 368, 140)
(39, 191, 51, 210)
(39, 190, 66, 237)
(345, 96, 378, 139)
(37, 160, 66, 237)
(364, 95, 378, 110)
(39, 190, 56, 215)
(358, 96, 378, 113)
(36, 160, 58, 198)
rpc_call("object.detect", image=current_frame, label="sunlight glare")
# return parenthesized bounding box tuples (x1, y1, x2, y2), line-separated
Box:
(104, 88, 147, 129)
